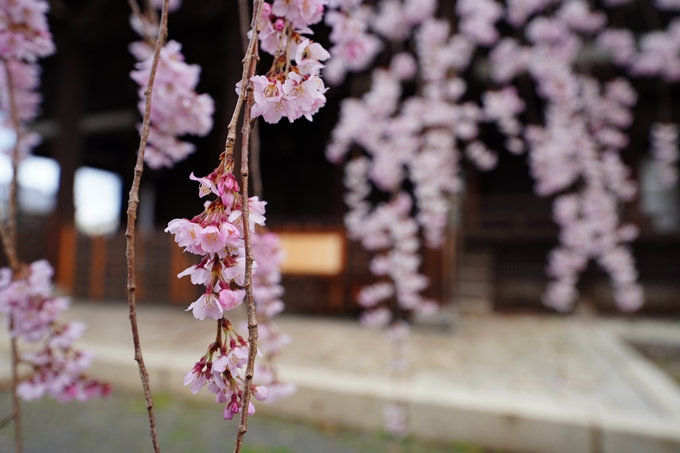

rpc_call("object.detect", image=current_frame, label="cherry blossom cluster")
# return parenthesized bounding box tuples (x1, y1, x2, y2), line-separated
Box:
(0, 261, 110, 402)
(322, 0, 381, 84)
(184, 317, 267, 420)
(343, 158, 431, 437)
(129, 43, 214, 169)
(0, 0, 54, 61)
(166, 158, 265, 321)
(326, 20, 480, 246)
(0, 0, 108, 402)
(328, 8, 505, 337)
(598, 17, 680, 82)
(327, 4, 501, 436)
(165, 154, 270, 416)
(249, 0, 330, 124)
(650, 122, 679, 187)
(594, 8, 680, 185)
(129, 1, 215, 169)
(0, 0, 54, 156)
(487, 0, 648, 311)
(246, 231, 295, 402)
(344, 157, 437, 321)
(0, 60, 41, 156)
(327, 0, 680, 315)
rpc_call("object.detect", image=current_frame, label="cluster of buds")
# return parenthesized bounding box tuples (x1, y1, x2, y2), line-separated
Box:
(165, 154, 269, 415)
(0, 261, 110, 402)
(166, 155, 265, 320)
(184, 318, 267, 420)
(248, 0, 330, 124)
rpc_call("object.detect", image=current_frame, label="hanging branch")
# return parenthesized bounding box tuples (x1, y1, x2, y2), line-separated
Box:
(0, 59, 25, 453)
(230, 1, 264, 451)
(234, 47, 259, 453)
(7, 320, 21, 452)
(0, 411, 15, 430)
(223, 0, 264, 160)
(0, 62, 21, 272)
(127, 0, 156, 46)
(124, 0, 170, 451)
(237, 0, 263, 198)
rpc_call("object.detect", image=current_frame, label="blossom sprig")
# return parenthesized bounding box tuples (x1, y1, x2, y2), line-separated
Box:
(0, 260, 110, 402)
(245, 231, 295, 402)
(323, 2, 381, 84)
(247, 0, 330, 124)
(166, 152, 271, 417)
(0, 0, 55, 157)
(128, 1, 215, 169)
(650, 122, 679, 188)
(166, 155, 266, 321)
(184, 318, 267, 420)
(490, 0, 645, 311)
(0, 0, 54, 61)
(0, 60, 42, 157)
(328, 25, 486, 249)
(344, 159, 437, 328)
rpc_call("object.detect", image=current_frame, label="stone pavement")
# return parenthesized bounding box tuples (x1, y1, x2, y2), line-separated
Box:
(1, 302, 680, 453)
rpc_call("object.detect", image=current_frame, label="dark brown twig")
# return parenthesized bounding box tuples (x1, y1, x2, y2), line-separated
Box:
(237, 0, 263, 199)
(1, 59, 25, 453)
(1, 61, 21, 272)
(127, 0, 157, 46)
(0, 412, 14, 430)
(234, 41, 260, 453)
(231, 1, 265, 451)
(8, 317, 21, 453)
(224, 0, 264, 159)
(124, 0, 170, 452)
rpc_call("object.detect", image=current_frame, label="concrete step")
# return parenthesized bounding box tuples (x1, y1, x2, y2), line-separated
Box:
(457, 297, 493, 314)
(5, 304, 680, 453)
(457, 282, 493, 298)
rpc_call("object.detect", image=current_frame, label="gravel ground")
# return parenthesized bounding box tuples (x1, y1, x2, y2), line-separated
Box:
(0, 391, 500, 453)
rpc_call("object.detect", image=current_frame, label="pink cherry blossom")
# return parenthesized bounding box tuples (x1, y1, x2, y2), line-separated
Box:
(187, 293, 223, 320)
(129, 40, 214, 168)
(0, 260, 108, 402)
(218, 288, 246, 311)
(0, 0, 55, 61)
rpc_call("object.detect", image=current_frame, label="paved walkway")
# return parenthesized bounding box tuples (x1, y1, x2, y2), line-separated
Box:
(1, 302, 680, 453)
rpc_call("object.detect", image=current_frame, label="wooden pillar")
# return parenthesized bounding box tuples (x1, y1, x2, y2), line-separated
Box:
(48, 29, 86, 288)
(88, 235, 107, 301)
(56, 225, 77, 293)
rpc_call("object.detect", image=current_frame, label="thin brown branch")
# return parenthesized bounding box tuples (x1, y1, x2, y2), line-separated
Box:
(0, 412, 14, 430)
(233, 40, 260, 453)
(124, 0, 170, 452)
(232, 1, 264, 450)
(9, 319, 21, 453)
(1, 59, 26, 453)
(224, 0, 265, 159)
(1, 61, 21, 271)
(237, 0, 263, 199)
(127, 0, 157, 46)
(237, 0, 251, 55)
